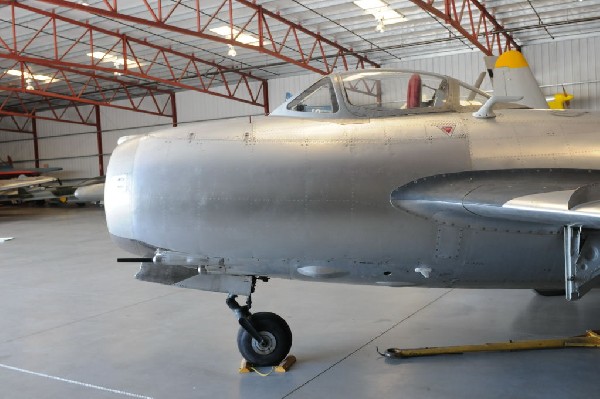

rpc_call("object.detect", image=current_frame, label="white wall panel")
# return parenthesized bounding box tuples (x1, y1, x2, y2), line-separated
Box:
(52, 157, 99, 180)
(0, 131, 34, 142)
(0, 137, 34, 166)
(100, 97, 172, 132)
(524, 37, 600, 110)
(40, 134, 97, 160)
(176, 89, 262, 123)
(36, 106, 95, 138)
(0, 139, 98, 179)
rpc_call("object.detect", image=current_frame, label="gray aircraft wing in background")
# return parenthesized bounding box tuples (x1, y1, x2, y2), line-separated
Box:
(0, 175, 57, 194)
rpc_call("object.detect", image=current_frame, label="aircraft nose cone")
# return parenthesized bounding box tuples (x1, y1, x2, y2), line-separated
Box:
(104, 136, 142, 253)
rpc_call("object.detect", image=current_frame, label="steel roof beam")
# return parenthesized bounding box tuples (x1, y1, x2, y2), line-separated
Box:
(2, 1, 268, 113)
(0, 58, 175, 119)
(409, 0, 521, 55)
(0, 113, 34, 133)
(0, 91, 98, 127)
(34, 0, 380, 74)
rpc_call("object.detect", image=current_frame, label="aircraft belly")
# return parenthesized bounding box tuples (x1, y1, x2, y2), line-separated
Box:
(440, 227, 564, 289)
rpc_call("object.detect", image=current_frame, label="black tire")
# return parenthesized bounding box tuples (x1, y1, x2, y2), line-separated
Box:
(237, 312, 292, 366)
(533, 288, 566, 297)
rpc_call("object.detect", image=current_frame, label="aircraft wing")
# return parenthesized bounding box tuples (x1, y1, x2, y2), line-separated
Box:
(0, 176, 57, 194)
(391, 169, 600, 229)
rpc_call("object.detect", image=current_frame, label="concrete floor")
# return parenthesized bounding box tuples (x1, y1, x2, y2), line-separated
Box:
(1, 205, 599, 399)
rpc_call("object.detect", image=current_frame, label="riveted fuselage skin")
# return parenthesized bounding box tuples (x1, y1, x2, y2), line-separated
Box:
(105, 106, 600, 290)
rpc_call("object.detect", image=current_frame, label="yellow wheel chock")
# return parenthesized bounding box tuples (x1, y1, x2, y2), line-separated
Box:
(382, 330, 600, 359)
(239, 355, 296, 374)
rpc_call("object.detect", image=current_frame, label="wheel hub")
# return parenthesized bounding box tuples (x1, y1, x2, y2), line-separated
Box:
(252, 331, 277, 355)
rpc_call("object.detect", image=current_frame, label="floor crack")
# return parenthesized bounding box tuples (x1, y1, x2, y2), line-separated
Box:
(281, 289, 453, 399)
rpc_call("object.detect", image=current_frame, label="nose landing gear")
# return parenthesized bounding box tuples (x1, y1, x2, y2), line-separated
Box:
(226, 279, 292, 367)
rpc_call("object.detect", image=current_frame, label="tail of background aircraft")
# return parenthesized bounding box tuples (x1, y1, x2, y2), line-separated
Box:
(485, 50, 549, 109)
(548, 87, 575, 110)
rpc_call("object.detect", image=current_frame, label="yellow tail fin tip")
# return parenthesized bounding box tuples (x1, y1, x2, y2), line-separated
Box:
(495, 50, 529, 69)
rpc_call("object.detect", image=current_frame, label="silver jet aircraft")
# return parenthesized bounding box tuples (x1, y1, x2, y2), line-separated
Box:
(104, 51, 600, 366)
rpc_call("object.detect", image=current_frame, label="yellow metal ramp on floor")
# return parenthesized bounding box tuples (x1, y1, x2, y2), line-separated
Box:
(383, 330, 600, 359)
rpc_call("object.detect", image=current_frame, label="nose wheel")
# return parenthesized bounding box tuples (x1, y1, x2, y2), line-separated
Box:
(237, 312, 292, 366)
(227, 287, 292, 367)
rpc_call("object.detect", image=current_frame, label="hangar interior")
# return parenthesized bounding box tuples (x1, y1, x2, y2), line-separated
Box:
(3, 1, 600, 178)
(2, 1, 600, 398)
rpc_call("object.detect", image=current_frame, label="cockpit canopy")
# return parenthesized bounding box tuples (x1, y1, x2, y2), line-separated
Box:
(271, 69, 491, 119)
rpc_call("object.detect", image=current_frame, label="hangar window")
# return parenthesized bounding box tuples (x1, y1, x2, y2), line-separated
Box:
(342, 71, 449, 113)
(287, 78, 339, 113)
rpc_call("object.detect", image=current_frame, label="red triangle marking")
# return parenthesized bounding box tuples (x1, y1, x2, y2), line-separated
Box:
(439, 125, 454, 136)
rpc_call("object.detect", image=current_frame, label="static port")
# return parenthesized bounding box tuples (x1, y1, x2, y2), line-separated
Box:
(383, 271, 392, 276)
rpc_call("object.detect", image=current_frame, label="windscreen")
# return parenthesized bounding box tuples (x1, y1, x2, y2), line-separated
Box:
(342, 71, 449, 112)
(286, 78, 339, 114)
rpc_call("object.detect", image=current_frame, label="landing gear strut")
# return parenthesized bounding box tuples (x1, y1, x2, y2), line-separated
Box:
(226, 278, 292, 366)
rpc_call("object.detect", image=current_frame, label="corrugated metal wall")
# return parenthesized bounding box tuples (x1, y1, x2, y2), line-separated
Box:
(1, 36, 599, 179)
(385, 37, 600, 110)
(526, 38, 600, 110)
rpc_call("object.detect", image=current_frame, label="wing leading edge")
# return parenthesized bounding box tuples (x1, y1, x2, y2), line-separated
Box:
(391, 169, 600, 229)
